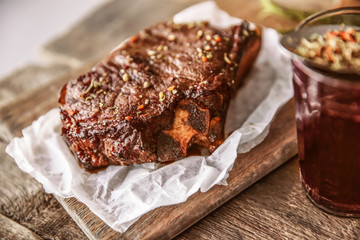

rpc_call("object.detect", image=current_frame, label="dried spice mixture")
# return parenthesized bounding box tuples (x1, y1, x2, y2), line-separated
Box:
(296, 26, 360, 73)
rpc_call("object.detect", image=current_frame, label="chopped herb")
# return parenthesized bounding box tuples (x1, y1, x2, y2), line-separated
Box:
(159, 91, 165, 101)
(144, 99, 150, 104)
(123, 73, 130, 82)
(197, 30, 203, 39)
(224, 53, 232, 64)
(143, 81, 151, 88)
(94, 81, 101, 88)
(147, 50, 156, 56)
(168, 34, 176, 41)
(84, 79, 94, 95)
(85, 95, 93, 101)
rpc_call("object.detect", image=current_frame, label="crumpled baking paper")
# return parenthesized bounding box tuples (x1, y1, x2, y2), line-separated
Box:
(5, 1, 293, 233)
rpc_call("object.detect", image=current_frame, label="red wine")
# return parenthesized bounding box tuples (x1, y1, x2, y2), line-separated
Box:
(293, 59, 360, 216)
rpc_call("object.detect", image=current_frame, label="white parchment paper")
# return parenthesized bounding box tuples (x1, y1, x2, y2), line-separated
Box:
(6, 1, 293, 233)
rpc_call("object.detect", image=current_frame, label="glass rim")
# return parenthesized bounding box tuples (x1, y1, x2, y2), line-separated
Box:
(295, 6, 360, 31)
(293, 58, 360, 89)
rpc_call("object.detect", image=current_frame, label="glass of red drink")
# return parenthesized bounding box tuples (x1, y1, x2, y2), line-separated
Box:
(283, 8, 360, 216)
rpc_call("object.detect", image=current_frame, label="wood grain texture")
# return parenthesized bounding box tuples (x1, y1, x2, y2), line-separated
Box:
(0, 64, 70, 109)
(177, 159, 360, 240)
(0, 141, 87, 239)
(0, 213, 42, 240)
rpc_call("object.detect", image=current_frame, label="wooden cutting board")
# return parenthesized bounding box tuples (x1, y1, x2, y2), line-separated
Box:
(54, 99, 297, 240)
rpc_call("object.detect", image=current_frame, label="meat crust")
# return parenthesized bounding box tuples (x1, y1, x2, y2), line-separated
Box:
(59, 21, 261, 171)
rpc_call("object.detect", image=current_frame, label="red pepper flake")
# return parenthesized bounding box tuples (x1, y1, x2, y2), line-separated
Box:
(213, 117, 221, 122)
(202, 56, 207, 62)
(324, 46, 334, 62)
(339, 31, 353, 41)
(125, 116, 132, 121)
(138, 105, 145, 110)
(214, 36, 221, 42)
(130, 36, 138, 43)
(68, 109, 77, 116)
(326, 31, 337, 39)
(167, 85, 175, 91)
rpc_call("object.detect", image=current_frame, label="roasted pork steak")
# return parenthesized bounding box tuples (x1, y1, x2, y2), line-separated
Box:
(59, 21, 261, 171)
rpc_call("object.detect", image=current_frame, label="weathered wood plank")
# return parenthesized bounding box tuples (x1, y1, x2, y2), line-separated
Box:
(0, 64, 71, 109)
(0, 139, 87, 239)
(0, 213, 42, 240)
(177, 158, 360, 240)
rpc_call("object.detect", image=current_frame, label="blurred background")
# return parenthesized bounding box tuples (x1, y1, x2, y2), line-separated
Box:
(0, 0, 359, 79)
(0, 0, 104, 78)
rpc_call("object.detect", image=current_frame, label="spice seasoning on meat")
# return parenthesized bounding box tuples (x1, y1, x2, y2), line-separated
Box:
(58, 20, 261, 170)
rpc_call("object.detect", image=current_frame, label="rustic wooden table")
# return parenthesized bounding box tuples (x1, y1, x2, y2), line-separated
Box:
(1, 0, 360, 239)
